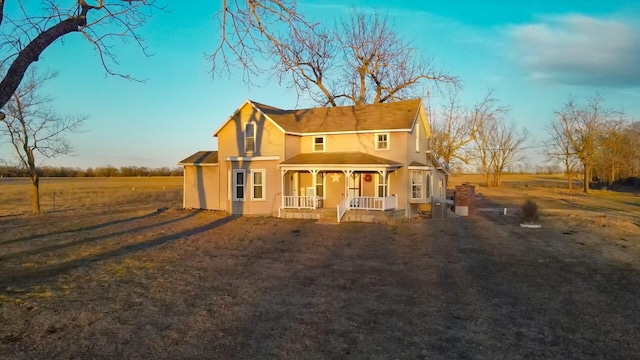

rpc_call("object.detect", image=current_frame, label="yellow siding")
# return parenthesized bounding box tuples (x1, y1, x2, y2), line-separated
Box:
(184, 166, 221, 210)
(300, 132, 408, 163)
(284, 134, 301, 160)
(217, 103, 285, 159)
(227, 160, 282, 216)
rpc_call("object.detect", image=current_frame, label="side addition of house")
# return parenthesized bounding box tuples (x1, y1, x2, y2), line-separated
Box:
(178, 99, 447, 221)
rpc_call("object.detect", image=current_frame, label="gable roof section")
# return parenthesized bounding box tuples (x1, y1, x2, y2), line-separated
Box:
(253, 99, 422, 134)
(212, 100, 286, 137)
(178, 151, 219, 166)
(213, 99, 424, 137)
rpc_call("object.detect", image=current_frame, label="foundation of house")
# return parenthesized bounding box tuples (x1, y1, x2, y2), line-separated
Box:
(280, 208, 405, 225)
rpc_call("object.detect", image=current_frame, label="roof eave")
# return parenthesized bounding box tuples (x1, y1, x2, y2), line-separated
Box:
(178, 162, 220, 167)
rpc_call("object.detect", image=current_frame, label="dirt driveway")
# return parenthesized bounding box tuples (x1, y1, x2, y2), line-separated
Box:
(1, 202, 639, 359)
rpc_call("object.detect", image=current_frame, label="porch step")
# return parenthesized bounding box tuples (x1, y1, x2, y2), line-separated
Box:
(341, 209, 404, 225)
(316, 209, 338, 224)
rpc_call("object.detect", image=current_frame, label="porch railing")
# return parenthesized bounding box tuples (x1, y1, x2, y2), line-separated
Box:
(349, 196, 398, 211)
(282, 196, 323, 209)
(337, 197, 349, 222)
(337, 195, 397, 222)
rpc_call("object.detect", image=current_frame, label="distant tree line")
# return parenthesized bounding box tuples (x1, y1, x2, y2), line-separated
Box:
(0, 165, 183, 178)
(546, 94, 640, 193)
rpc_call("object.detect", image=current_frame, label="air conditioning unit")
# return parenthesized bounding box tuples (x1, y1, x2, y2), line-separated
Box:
(431, 199, 447, 219)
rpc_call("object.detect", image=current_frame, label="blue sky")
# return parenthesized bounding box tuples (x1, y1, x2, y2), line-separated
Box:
(1, 0, 639, 169)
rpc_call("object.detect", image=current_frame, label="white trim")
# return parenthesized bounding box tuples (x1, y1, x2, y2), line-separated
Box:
(232, 169, 246, 201)
(278, 164, 402, 171)
(415, 121, 420, 153)
(250, 169, 266, 201)
(182, 169, 186, 208)
(178, 163, 219, 167)
(284, 129, 410, 136)
(375, 132, 390, 151)
(408, 165, 434, 170)
(225, 156, 280, 161)
(312, 136, 325, 152)
(410, 170, 423, 200)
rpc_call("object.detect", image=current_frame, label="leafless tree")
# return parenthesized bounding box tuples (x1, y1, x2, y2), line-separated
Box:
(0, 0, 160, 111)
(473, 116, 497, 186)
(593, 119, 627, 185)
(553, 95, 621, 193)
(431, 88, 505, 171)
(1, 68, 84, 213)
(487, 120, 528, 187)
(214, 7, 459, 105)
(212, 0, 315, 82)
(546, 116, 580, 190)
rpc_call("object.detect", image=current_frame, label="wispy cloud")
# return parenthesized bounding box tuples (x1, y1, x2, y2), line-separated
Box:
(510, 14, 640, 87)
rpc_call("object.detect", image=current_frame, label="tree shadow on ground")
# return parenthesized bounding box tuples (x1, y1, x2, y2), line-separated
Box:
(0, 214, 237, 294)
(0, 209, 167, 246)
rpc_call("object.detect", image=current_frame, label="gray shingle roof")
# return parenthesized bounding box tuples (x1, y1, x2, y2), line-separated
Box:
(178, 151, 219, 165)
(252, 99, 422, 134)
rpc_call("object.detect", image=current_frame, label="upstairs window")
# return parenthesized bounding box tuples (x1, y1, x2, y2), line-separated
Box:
(313, 136, 325, 152)
(245, 122, 256, 152)
(375, 133, 389, 150)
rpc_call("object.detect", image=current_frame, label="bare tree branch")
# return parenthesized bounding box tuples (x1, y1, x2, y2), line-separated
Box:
(0, 67, 85, 213)
(0, 0, 162, 110)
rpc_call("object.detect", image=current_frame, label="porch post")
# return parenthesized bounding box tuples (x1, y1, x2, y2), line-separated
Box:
(309, 169, 318, 208)
(376, 169, 388, 209)
(281, 169, 287, 211)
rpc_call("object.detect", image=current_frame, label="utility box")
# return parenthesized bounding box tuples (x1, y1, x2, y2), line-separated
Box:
(431, 199, 447, 219)
(454, 184, 475, 216)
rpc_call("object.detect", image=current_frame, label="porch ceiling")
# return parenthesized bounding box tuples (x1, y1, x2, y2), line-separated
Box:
(279, 152, 403, 171)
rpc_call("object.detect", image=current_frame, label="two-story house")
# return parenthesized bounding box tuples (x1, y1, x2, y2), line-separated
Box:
(178, 99, 447, 221)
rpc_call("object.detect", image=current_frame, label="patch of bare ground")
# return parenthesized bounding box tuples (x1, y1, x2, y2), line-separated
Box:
(1, 202, 639, 358)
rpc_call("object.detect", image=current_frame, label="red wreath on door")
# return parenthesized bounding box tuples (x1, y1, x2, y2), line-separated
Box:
(364, 173, 373, 182)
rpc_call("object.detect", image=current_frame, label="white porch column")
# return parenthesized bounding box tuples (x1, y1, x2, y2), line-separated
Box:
(309, 169, 319, 208)
(281, 169, 287, 210)
(342, 170, 353, 200)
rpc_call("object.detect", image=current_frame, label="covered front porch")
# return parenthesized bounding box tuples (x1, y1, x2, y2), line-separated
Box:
(278, 152, 403, 222)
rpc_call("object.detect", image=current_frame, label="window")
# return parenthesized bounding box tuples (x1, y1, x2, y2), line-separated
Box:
(438, 178, 444, 197)
(425, 173, 432, 198)
(251, 170, 265, 200)
(375, 133, 389, 150)
(244, 122, 256, 152)
(377, 173, 387, 197)
(313, 136, 325, 152)
(411, 170, 422, 199)
(233, 169, 246, 201)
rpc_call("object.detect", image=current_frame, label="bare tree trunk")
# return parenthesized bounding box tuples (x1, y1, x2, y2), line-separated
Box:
(583, 163, 590, 193)
(31, 174, 40, 213)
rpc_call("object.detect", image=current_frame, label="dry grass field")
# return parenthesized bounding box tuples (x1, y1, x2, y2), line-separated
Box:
(1, 175, 639, 359)
(0, 177, 183, 216)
